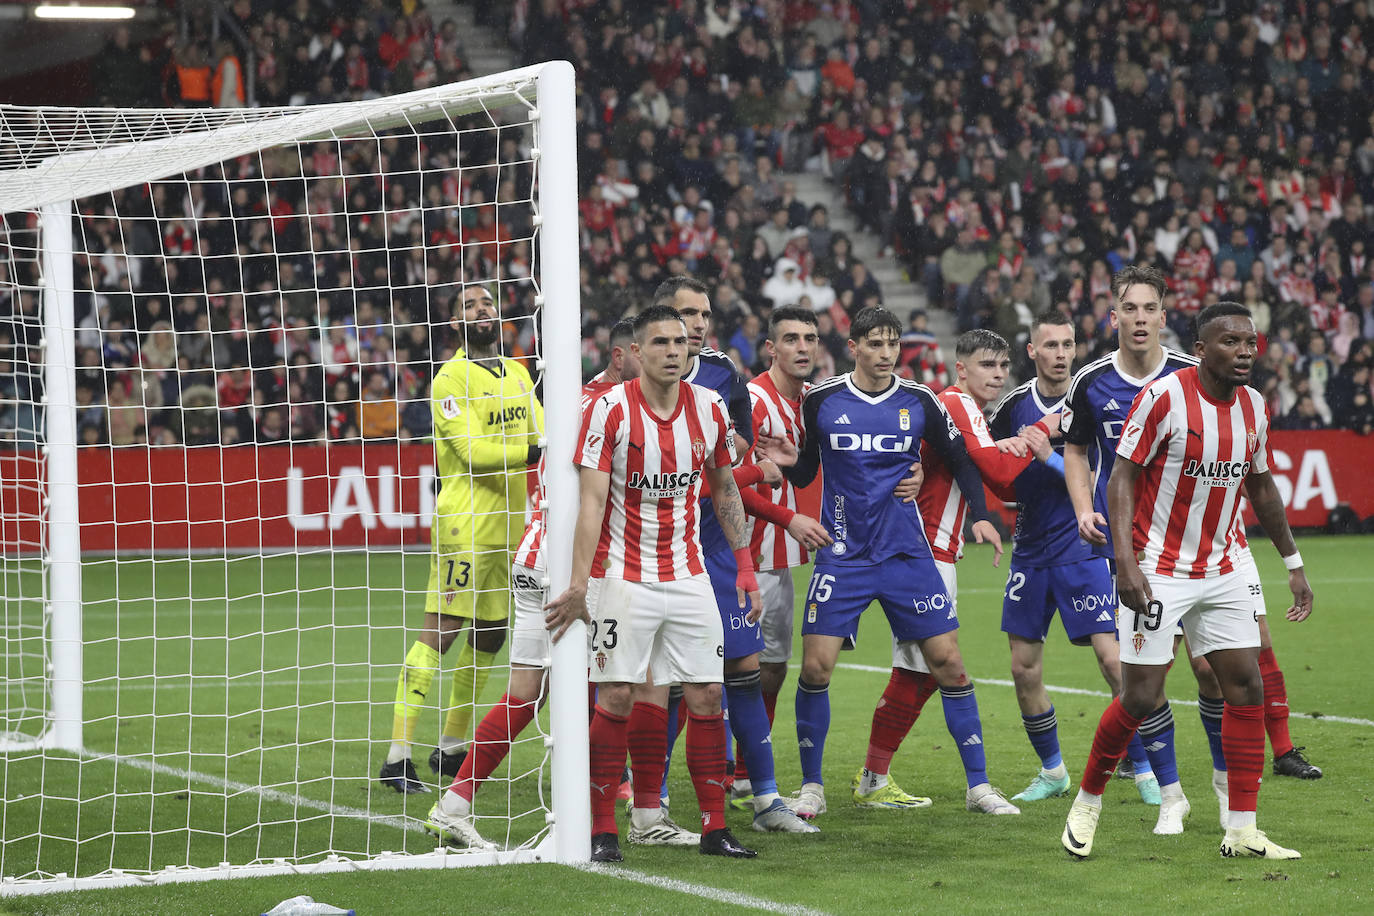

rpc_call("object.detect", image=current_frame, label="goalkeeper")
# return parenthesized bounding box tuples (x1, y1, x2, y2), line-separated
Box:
(380, 283, 543, 794)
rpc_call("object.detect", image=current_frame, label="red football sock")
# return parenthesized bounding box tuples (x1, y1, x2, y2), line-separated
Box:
(1222, 702, 1266, 813)
(864, 667, 938, 774)
(627, 701, 668, 812)
(588, 704, 629, 836)
(734, 751, 750, 782)
(686, 710, 727, 833)
(762, 689, 778, 725)
(449, 693, 537, 802)
(1258, 647, 1293, 758)
(1080, 697, 1143, 796)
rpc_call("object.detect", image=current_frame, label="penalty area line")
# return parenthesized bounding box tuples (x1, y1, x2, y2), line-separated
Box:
(832, 662, 1374, 728)
(578, 864, 831, 916)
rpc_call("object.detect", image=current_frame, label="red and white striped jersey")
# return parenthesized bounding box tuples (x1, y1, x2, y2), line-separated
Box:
(512, 372, 616, 571)
(577, 379, 737, 582)
(746, 373, 809, 571)
(1116, 366, 1269, 578)
(918, 387, 1034, 563)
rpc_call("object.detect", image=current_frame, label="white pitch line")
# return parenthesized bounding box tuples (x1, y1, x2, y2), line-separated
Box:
(80, 749, 830, 915)
(81, 749, 418, 835)
(580, 864, 831, 916)
(834, 662, 1374, 727)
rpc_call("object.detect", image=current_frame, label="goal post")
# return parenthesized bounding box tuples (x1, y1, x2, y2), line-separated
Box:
(0, 60, 589, 894)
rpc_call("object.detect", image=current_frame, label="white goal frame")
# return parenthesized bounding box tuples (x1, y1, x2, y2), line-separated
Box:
(0, 60, 590, 895)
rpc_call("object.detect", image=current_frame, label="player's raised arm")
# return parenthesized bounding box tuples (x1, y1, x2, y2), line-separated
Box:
(919, 389, 1003, 566)
(1106, 456, 1149, 614)
(769, 390, 822, 487)
(704, 397, 763, 622)
(1062, 375, 1106, 544)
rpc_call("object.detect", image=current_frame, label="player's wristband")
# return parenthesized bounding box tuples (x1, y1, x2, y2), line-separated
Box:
(733, 547, 758, 592)
(1043, 450, 1064, 474)
(1282, 551, 1304, 571)
(1031, 420, 1052, 437)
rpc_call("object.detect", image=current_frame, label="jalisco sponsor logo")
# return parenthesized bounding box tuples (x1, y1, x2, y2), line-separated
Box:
(627, 468, 702, 498)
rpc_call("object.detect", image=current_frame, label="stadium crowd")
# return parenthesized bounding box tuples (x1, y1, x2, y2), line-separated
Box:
(5, 0, 1374, 446)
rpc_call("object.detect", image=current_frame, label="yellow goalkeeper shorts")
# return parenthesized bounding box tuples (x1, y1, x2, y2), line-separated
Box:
(424, 544, 512, 621)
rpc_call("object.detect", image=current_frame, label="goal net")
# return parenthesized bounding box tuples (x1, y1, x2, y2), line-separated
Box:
(0, 61, 588, 895)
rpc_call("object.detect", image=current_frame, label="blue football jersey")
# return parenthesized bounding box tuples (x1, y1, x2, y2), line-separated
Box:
(687, 347, 754, 557)
(788, 374, 989, 567)
(1061, 348, 1197, 556)
(989, 380, 1085, 567)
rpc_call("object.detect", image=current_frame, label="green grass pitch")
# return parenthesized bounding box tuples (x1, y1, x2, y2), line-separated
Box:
(3, 536, 1372, 915)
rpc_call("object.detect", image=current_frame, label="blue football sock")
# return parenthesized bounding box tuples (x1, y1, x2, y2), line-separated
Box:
(725, 670, 777, 797)
(722, 689, 734, 766)
(1138, 702, 1180, 786)
(941, 684, 988, 789)
(795, 677, 830, 786)
(1198, 693, 1227, 771)
(661, 684, 684, 801)
(1125, 732, 1153, 774)
(1022, 706, 1063, 770)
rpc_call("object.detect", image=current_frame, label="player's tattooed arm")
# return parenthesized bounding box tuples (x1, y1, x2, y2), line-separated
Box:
(1106, 456, 1151, 615)
(544, 467, 610, 641)
(1244, 471, 1313, 622)
(705, 463, 763, 621)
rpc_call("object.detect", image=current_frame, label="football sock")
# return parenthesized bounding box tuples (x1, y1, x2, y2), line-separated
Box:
(1198, 692, 1228, 771)
(686, 710, 728, 833)
(762, 688, 779, 725)
(1124, 733, 1153, 775)
(388, 641, 441, 763)
(722, 691, 734, 767)
(627, 701, 668, 813)
(940, 684, 988, 789)
(1137, 702, 1180, 788)
(588, 704, 629, 836)
(1080, 697, 1143, 796)
(660, 686, 685, 801)
(449, 692, 536, 802)
(795, 678, 830, 785)
(1221, 702, 1265, 815)
(864, 667, 936, 775)
(1022, 706, 1063, 771)
(441, 642, 496, 751)
(724, 670, 778, 802)
(1258, 647, 1294, 757)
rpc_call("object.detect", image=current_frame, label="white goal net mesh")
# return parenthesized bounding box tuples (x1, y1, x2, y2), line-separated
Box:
(0, 66, 579, 891)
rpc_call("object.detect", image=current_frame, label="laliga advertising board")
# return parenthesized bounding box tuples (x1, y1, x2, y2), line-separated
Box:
(0, 432, 1367, 554)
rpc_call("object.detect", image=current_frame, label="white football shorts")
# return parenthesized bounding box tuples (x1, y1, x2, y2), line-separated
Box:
(508, 563, 550, 668)
(1121, 570, 1260, 666)
(891, 559, 957, 674)
(758, 568, 796, 664)
(586, 573, 724, 686)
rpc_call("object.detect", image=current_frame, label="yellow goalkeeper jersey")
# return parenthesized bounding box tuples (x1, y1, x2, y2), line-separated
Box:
(431, 348, 543, 549)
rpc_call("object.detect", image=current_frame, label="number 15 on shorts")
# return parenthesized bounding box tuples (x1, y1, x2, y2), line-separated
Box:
(806, 573, 834, 624)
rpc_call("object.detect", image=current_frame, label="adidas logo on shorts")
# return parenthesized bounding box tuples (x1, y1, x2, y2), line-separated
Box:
(1096, 610, 1113, 622)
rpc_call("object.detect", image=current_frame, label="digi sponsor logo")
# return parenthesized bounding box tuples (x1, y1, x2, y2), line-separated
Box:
(1183, 459, 1251, 486)
(829, 433, 913, 452)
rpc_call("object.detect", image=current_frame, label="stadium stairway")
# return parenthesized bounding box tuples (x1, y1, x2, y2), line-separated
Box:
(788, 171, 956, 352)
(435, 3, 956, 354)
